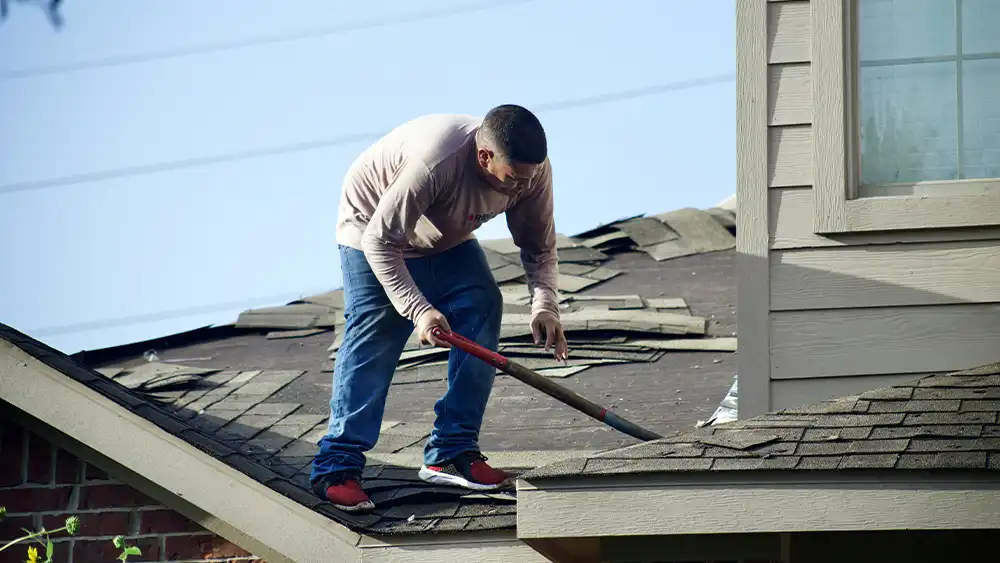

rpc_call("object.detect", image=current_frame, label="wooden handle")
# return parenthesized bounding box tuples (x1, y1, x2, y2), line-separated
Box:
(430, 327, 662, 442)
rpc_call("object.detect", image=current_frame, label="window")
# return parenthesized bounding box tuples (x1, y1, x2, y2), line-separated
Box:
(856, 0, 1000, 195)
(810, 0, 1000, 233)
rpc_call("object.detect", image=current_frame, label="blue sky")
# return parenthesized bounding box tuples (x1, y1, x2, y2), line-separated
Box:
(0, 0, 736, 354)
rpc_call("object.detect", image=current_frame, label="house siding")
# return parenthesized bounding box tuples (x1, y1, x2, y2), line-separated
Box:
(738, 0, 1000, 415)
(0, 419, 260, 563)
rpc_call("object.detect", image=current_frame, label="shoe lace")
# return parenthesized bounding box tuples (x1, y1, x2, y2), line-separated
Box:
(462, 451, 488, 464)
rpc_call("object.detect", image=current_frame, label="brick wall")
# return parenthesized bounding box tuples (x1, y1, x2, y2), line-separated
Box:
(0, 418, 261, 563)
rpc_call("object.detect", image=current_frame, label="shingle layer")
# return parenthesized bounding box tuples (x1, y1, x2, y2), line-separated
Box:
(523, 362, 1000, 480)
(233, 206, 738, 380)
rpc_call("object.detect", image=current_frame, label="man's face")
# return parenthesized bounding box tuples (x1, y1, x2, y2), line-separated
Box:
(477, 148, 537, 196)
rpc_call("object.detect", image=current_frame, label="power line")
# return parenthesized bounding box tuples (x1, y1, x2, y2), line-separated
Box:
(0, 131, 385, 196)
(0, 0, 534, 81)
(0, 71, 735, 196)
(22, 72, 737, 337)
(531, 72, 735, 112)
(26, 290, 327, 337)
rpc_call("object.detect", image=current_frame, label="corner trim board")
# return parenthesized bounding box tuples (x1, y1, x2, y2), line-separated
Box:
(736, 0, 772, 417)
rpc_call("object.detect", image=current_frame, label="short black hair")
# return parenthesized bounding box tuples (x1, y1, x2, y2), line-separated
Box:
(479, 104, 547, 165)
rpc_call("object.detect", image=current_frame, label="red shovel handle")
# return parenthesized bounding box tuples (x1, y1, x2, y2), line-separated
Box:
(429, 326, 663, 442)
(430, 326, 508, 369)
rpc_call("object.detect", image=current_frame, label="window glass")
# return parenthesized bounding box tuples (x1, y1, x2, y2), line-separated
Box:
(857, 0, 1000, 185)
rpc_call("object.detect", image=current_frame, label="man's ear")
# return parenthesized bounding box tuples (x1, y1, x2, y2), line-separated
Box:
(477, 147, 493, 168)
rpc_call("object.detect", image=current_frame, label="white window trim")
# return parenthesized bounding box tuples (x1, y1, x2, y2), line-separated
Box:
(812, 0, 1000, 234)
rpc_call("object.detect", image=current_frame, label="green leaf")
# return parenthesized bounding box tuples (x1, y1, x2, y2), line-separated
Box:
(112, 536, 124, 549)
(45, 540, 53, 559)
(124, 546, 141, 556)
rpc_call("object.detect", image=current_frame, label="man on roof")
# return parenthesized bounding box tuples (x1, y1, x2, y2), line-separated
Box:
(310, 105, 568, 512)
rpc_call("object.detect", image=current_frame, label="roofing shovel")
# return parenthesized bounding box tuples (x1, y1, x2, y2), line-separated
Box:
(430, 327, 663, 442)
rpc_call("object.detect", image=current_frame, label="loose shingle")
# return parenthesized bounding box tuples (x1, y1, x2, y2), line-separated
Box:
(983, 425, 1000, 437)
(795, 456, 843, 470)
(948, 362, 1000, 377)
(960, 400, 1000, 412)
(926, 452, 989, 469)
(615, 217, 679, 247)
(847, 439, 910, 454)
(711, 456, 799, 471)
(697, 430, 780, 450)
(990, 454, 1000, 470)
(868, 400, 961, 413)
(178, 430, 237, 457)
(838, 454, 899, 469)
(810, 414, 906, 427)
(869, 425, 983, 440)
(556, 246, 609, 263)
(246, 403, 301, 417)
(859, 387, 914, 400)
(268, 479, 323, 508)
(223, 453, 282, 484)
(898, 452, 989, 469)
(907, 438, 980, 453)
(783, 396, 866, 415)
(463, 513, 517, 531)
(914, 387, 1000, 400)
(795, 442, 851, 456)
(904, 412, 995, 425)
(699, 446, 762, 459)
(920, 374, 1000, 387)
(802, 427, 872, 441)
(592, 441, 700, 460)
(583, 457, 712, 475)
(381, 502, 460, 520)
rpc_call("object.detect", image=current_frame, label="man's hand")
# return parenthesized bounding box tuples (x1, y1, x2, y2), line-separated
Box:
(531, 311, 569, 361)
(416, 308, 452, 348)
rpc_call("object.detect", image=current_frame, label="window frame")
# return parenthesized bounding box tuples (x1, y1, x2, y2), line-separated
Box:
(812, 0, 1000, 234)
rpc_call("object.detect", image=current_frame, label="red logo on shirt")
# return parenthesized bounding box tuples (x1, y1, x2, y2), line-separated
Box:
(468, 212, 498, 224)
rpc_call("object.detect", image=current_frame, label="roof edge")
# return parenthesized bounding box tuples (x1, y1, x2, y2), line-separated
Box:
(0, 337, 363, 563)
(68, 323, 256, 367)
(515, 470, 1000, 539)
(520, 361, 1000, 481)
(358, 530, 549, 563)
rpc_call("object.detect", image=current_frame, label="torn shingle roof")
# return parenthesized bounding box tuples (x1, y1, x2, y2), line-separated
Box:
(12, 202, 740, 537)
(233, 205, 738, 378)
(522, 362, 1000, 480)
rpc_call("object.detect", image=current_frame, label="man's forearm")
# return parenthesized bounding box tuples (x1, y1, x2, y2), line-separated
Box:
(360, 234, 434, 324)
(521, 247, 560, 318)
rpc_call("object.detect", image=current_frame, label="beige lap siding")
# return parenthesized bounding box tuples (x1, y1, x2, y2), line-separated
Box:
(0, 420, 260, 563)
(743, 0, 1000, 413)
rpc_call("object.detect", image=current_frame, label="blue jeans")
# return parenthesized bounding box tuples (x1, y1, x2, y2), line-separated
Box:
(310, 239, 503, 487)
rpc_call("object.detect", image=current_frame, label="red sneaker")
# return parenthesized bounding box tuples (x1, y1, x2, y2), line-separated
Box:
(418, 451, 511, 490)
(323, 479, 375, 512)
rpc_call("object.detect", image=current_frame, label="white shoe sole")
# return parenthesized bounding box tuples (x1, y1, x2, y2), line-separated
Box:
(332, 500, 375, 512)
(418, 465, 508, 491)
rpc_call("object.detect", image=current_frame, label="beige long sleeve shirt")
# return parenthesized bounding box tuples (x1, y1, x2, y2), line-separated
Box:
(335, 113, 560, 325)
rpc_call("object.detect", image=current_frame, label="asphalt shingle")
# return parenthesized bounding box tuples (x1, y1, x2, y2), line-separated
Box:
(522, 362, 1000, 481)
